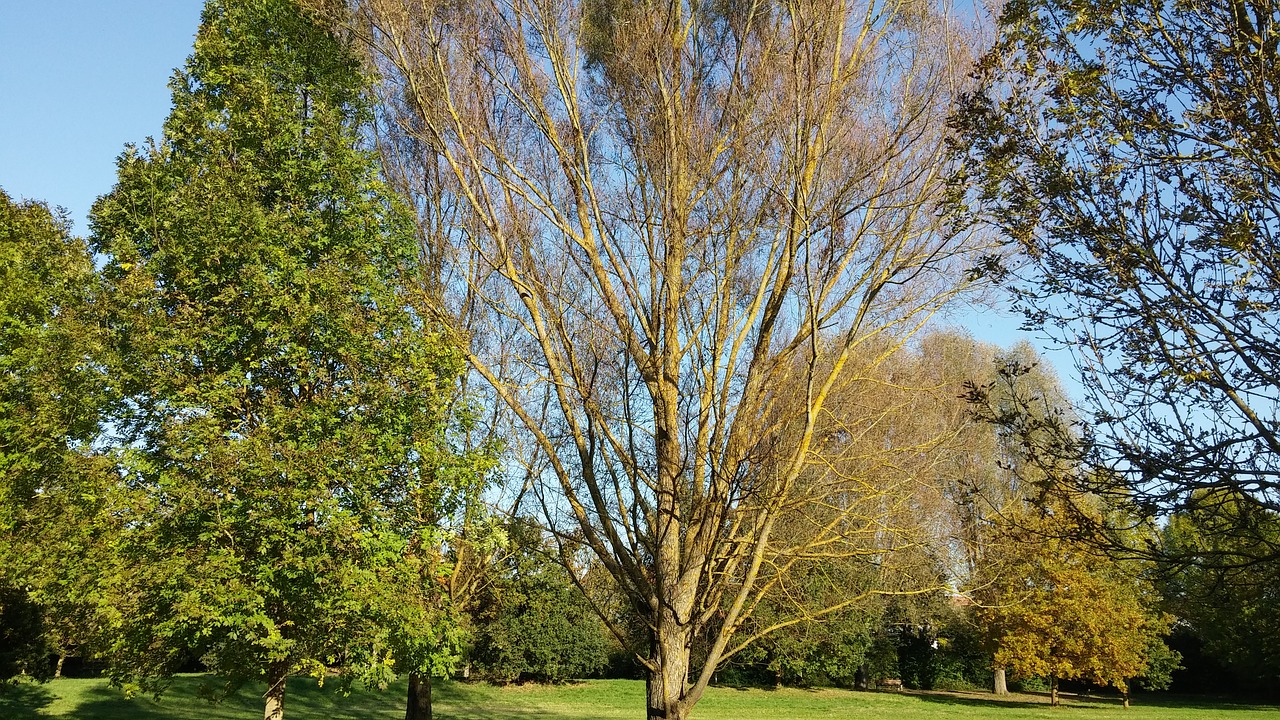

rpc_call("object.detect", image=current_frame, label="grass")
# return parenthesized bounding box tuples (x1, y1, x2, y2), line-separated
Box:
(3, 676, 1279, 720)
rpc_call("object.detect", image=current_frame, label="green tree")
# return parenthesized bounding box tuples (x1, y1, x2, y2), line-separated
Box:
(89, 2, 472, 718)
(1161, 492, 1280, 689)
(467, 519, 610, 684)
(951, 0, 1280, 564)
(0, 190, 112, 681)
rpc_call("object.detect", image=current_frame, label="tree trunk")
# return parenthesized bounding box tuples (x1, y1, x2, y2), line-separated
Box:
(54, 654, 64, 679)
(992, 665, 1007, 695)
(406, 672, 432, 720)
(855, 664, 868, 691)
(264, 666, 287, 720)
(1122, 688, 1130, 708)
(645, 393, 694, 720)
(646, 622, 692, 720)
(1049, 675, 1058, 707)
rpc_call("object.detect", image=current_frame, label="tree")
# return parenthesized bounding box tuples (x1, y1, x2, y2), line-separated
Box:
(354, 0, 984, 716)
(955, 342, 1083, 694)
(0, 190, 112, 681)
(467, 519, 610, 683)
(1160, 492, 1280, 689)
(89, 3, 472, 718)
(951, 0, 1280, 564)
(978, 504, 1174, 706)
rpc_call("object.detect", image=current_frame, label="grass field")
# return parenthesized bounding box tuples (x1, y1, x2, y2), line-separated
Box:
(3, 676, 1279, 720)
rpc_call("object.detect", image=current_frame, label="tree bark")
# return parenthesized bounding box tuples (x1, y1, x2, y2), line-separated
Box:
(54, 654, 64, 679)
(264, 666, 287, 720)
(1122, 688, 1130, 708)
(992, 665, 1007, 695)
(1049, 675, 1058, 707)
(646, 620, 691, 720)
(406, 672, 432, 720)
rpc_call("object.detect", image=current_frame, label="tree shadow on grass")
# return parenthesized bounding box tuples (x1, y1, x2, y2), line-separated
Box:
(55, 679, 252, 720)
(1122, 693, 1280, 712)
(432, 680, 630, 720)
(906, 689, 1071, 711)
(910, 688, 1280, 714)
(0, 681, 56, 720)
(57, 676, 592, 720)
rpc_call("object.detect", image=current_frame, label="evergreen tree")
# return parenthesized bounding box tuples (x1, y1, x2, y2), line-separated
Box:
(90, 2, 475, 717)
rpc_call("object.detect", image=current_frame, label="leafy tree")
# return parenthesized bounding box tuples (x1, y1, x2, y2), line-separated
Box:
(89, 2, 472, 718)
(904, 332, 1077, 694)
(951, 0, 1280, 563)
(0, 190, 112, 681)
(467, 520, 610, 684)
(1160, 492, 1280, 689)
(978, 503, 1175, 706)
(731, 564, 884, 689)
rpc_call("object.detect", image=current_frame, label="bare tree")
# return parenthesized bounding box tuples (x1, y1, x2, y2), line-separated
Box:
(352, 0, 983, 715)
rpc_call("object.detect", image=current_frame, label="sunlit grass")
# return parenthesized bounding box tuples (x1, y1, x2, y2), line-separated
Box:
(4, 675, 1278, 719)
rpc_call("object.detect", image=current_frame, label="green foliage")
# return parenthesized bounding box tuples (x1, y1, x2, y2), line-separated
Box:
(896, 611, 994, 692)
(88, 0, 473, 698)
(734, 606, 879, 688)
(0, 189, 113, 680)
(0, 192, 103, 517)
(468, 520, 609, 683)
(0, 587, 54, 682)
(730, 554, 885, 689)
(1160, 493, 1280, 687)
(1133, 635, 1181, 692)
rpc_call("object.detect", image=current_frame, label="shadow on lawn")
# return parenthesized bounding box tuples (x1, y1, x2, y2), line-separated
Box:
(0, 681, 56, 720)
(911, 688, 1280, 714)
(1121, 693, 1280, 712)
(63, 676, 410, 720)
(908, 689, 1077, 711)
(30, 675, 597, 720)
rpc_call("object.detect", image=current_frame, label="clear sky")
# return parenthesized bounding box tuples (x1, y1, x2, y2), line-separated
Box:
(0, 0, 1082, 399)
(1, 1, 204, 234)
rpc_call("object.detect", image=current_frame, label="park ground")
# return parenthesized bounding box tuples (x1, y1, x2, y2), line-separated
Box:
(3, 677, 1280, 720)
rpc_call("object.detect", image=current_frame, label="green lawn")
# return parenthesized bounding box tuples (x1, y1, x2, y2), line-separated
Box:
(3, 676, 1278, 720)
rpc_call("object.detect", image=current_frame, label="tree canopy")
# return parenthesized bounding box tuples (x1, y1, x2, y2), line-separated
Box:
(951, 0, 1280, 563)
(88, 1, 477, 717)
(0, 189, 111, 682)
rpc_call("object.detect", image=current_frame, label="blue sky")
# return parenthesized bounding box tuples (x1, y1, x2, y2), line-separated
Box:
(0, 0, 1080, 398)
(1, 1, 204, 233)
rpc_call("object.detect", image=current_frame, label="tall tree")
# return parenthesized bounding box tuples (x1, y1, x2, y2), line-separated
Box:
(354, 0, 985, 716)
(951, 0, 1280, 563)
(89, 3, 472, 718)
(0, 190, 112, 681)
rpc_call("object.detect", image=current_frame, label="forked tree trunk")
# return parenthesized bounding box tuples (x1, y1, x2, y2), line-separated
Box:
(264, 666, 287, 720)
(646, 621, 692, 720)
(406, 672, 432, 720)
(993, 665, 1007, 695)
